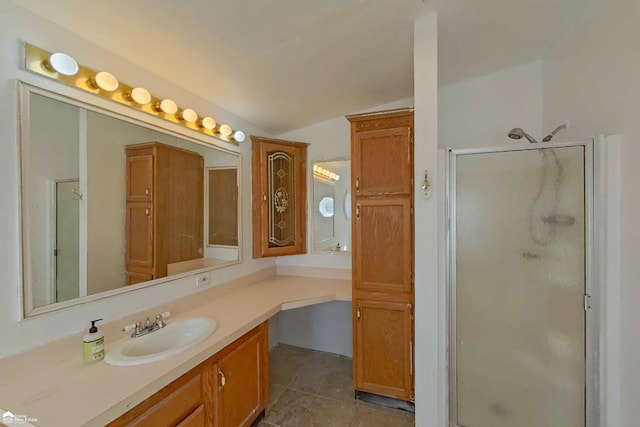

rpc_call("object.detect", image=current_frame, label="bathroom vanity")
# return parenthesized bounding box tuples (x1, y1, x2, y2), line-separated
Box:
(0, 274, 350, 427)
(107, 323, 268, 427)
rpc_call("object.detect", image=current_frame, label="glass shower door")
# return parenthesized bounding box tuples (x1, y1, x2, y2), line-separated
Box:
(450, 145, 587, 427)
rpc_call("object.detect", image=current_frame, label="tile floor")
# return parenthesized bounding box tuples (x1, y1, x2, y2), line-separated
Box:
(258, 344, 415, 427)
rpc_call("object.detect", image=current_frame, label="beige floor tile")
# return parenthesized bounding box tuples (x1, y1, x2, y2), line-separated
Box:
(263, 389, 316, 427)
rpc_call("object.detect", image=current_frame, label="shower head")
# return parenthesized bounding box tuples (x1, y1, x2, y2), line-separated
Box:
(508, 127, 538, 144)
(542, 123, 569, 142)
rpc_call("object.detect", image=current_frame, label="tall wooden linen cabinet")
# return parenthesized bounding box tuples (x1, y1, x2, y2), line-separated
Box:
(347, 108, 415, 402)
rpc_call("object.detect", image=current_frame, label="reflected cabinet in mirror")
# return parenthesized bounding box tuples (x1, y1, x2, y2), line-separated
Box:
(20, 85, 241, 316)
(312, 159, 351, 253)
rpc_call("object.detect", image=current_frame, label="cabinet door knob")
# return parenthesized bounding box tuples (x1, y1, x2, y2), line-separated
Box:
(262, 193, 267, 203)
(218, 369, 226, 390)
(145, 208, 150, 217)
(145, 188, 150, 196)
(357, 304, 361, 320)
(356, 205, 360, 220)
(355, 177, 360, 192)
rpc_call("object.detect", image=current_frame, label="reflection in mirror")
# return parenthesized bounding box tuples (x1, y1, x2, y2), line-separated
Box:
(22, 87, 241, 314)
(312, 159, 351, 253)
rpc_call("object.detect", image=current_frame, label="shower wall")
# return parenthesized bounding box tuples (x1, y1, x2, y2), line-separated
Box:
(454, 146, 585, 427)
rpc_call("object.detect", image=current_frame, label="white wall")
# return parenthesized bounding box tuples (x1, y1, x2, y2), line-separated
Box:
(414, 10, 441, 427)
(27, 94, 80, 306)
(0, 0, 274, 358)
(270, 301, 352, 357)
(542, 0, 640, 424)
(439, 60, 544, 149)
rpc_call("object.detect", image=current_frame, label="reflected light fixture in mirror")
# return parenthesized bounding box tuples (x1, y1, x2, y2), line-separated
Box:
(313, 164, 340, 181)
(125, 87, 152, 105)
(179, 108, 198, 123)
(88, 71, 119, 92)
(219, 124, 232, 137)
(199, 116, 216, 130)
(154, 98, 178, 115)
(43, 52, 79, 76)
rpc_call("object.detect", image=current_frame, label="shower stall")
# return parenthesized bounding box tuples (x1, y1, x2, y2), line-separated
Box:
(447, 140, 597, 427)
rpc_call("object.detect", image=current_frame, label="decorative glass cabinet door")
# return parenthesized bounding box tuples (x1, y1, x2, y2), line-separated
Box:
(251, 136, 308, 257)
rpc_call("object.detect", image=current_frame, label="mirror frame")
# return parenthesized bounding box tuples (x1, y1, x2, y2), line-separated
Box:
(18, 82, 243, 318)
(309, 157, 351, 255)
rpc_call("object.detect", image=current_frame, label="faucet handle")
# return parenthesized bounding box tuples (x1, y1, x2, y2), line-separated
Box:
(122, 323, 137, 333)
(160, 311, 172, 319)
(144, 317, 152, 327)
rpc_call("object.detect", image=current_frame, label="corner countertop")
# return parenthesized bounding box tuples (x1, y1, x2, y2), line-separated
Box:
(0, 275, 351, 427)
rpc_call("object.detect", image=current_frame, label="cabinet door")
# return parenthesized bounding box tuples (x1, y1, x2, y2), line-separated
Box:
(126, 202, 154, 271)
(352, 127, 412, 197)
(353, 198, 412, 294)
(354, 300, 413, 400)
(127, 154, 154, 202)
(252, 137, 307, 258)
(215, 326, 267, 427)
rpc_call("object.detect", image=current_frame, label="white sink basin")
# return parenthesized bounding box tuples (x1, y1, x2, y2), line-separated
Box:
(105, 317, 217, 366)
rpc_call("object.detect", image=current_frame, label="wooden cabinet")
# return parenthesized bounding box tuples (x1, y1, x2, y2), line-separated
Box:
(125, 142, 204, 284)
(353, 127, 412, 197)
(107, 322, 268, 427)
(353, 198, 412, 295)
(347, 108, 415, 402)
(355, 300, 413, 401)
(251, 136, 308, 258)
(214, 324, 268, 427)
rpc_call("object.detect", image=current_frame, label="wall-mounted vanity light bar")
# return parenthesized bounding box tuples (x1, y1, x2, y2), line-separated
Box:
(24, 43, 246, 145)
(313, 165, 340, 181)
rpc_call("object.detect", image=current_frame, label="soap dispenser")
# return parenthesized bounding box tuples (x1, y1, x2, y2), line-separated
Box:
(83, 319, 104, 364)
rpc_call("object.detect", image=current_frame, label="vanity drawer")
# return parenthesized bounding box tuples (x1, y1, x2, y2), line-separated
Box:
(107, 371, 202, 427)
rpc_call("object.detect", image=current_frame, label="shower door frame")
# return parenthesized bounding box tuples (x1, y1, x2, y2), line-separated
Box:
(446, 139, 599, 427)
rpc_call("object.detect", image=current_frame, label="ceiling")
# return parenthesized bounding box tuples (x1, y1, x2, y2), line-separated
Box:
(14, 0, 582, 133)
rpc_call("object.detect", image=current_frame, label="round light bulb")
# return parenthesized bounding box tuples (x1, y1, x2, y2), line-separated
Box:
(179, 108, 198, 123)
(199, 116, 216, 130)
(219, 124, 232, 137)
(154, 99, 178, 114)
(335, 175, 340, 181)
(126, 87, 151, 105)
(233, 130, 246, 142)
(44, 52, 79, 76)
(89, 71, 119, 91)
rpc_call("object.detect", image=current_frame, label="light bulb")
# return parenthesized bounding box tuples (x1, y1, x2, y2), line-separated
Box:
(179, 108, 198, 123)
(44, 52, 79, 76)
(219, 124, 232, 137)
(88, 71, 119, 91)
(154, 99, 178, 114)
(199, 117, 216, 130)
(233, 130, 246, 142)
(125, 87, 151, 105)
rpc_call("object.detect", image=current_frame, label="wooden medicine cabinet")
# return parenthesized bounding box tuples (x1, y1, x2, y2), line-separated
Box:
(251, 136, 308, 258)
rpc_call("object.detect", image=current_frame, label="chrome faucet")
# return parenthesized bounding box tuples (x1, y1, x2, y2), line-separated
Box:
(123, 311, 172, 338)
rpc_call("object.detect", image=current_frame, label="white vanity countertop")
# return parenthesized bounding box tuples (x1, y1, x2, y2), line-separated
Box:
(0, 275, 351, 427)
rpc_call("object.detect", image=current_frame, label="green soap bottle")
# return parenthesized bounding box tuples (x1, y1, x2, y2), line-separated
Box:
(83, 319, 104, 363)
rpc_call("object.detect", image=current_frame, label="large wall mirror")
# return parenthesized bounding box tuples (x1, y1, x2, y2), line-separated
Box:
(20, 84, 241, 316)
(312, 159, 351, 253)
